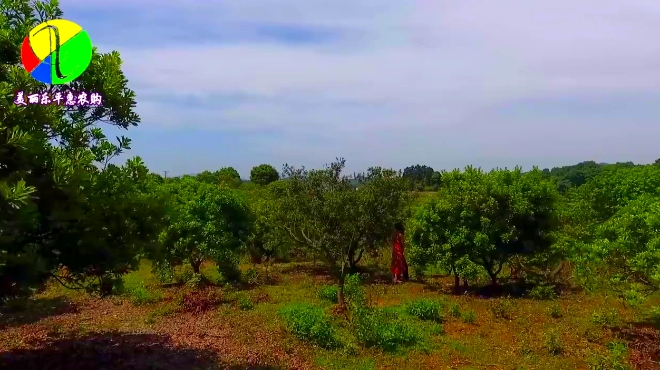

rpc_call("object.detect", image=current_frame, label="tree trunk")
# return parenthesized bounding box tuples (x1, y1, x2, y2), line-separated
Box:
(348, 248, 364, 271)
(450, 264, 460, 292)
(191, 259, 202, 274)
(462, 278, 468, 289)
(487, 270, 498, 285)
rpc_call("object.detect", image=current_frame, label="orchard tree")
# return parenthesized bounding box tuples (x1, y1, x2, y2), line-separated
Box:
(250, 164, 279, 186)
(348, 167, 410, 269)
(245, 193, 290, 267)
(275, 158, 406, 303)
(576, 195, 660, 298)
(156, 178, 250, 280)
(217, 166, 242, 187)
(402, 164, 435, 190)
(1, 0, 162, 298)
(572, 164, 660, 224)
(408, 166, 560, 288)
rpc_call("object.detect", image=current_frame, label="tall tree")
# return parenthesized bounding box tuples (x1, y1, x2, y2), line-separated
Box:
(250, 164, 279, 186)
(402, 164, 435, 190)
(275, 159, 408, 303)
(1, 0, 162, 297)
(408, 166, 560, 287)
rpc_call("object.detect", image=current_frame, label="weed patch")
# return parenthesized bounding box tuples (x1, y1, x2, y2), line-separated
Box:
(548, 303, 563, 318)
(317, 285, 339, 303)
(405, 298, 444, 322)
(490, 298, 515, 320)
(238, 296, 254, 311)
(120, 274, 163, 305)
(145, 304, 177, 324)
(586, 340, 629, 370)
(352, 307, 421, 352)
(544, 329, 563, 355)
(449, 303, 461, 318)
(528, 284, 557, 300)
(461, 310, 477, 324)
(278, 302, 340, 348)
(591, 309, 621, 327)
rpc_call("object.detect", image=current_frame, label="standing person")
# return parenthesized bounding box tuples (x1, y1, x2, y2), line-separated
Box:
(391, 223, 409, 283)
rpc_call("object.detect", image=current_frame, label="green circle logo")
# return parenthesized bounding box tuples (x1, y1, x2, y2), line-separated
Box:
(20, 19, 93, 85)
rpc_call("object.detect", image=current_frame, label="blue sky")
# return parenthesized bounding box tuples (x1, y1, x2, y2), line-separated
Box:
(61, 0, 660, 178)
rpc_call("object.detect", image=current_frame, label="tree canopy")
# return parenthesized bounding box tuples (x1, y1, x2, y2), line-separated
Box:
(250, 164, 280, 186)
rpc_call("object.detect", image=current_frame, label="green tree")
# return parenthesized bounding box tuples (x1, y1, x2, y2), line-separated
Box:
(217, 167, 241, 187)
(408, 166, 560, 287)
(250, 164, 280, 186)
(578, 195, 660, 296)
(348, 167, 410, 269)
(275, 159, 407, 303)
(156, 178, 250, 279)
(575, 165, 660, 223)
(1, 0, 161, 298)
(245, 192, 290, 266)
(402, 164, 435, 190)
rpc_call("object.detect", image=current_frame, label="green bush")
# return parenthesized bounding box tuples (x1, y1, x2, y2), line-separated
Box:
(352, 307, 420, 352)
(548, 303, 563, 318)
(344, 274, 366, 308)
(544, 329, 563, 355)
(528, 284, 557, 300)
(405, 298, 444, 322)
(586, 341, 629, 370)
(278, 302, 340, 348)
(317, 285, 339, 303)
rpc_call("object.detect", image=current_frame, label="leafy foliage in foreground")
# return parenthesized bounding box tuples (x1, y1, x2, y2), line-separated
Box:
(278, 302, 340, 348)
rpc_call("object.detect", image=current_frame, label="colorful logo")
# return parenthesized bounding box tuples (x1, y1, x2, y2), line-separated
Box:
(20, 19, 93, 85)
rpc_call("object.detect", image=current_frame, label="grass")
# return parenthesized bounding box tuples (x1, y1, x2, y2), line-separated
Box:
(0, 260, 655, 370)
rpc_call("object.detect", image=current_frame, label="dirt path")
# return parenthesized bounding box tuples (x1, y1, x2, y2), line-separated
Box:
(0, 297, 317, 370)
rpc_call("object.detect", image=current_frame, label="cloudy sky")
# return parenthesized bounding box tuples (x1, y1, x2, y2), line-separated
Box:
(61, 0, 660, 178)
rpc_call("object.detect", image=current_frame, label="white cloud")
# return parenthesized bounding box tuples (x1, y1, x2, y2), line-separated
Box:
(61, 0, 660, 172)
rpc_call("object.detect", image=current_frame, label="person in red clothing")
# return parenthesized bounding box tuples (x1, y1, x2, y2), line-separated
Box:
(391, 222, 409, 283)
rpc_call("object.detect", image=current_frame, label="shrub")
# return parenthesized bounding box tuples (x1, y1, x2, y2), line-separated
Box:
(591, 309, 620, 327)
(528, 284, 557, 300)
(344, 274, 366, 308)
(544, 329, 563, 355)
(405, 299, 444, 322)
(462, 310, 477, 324)
(278, 302, 340, 348)
(586, 341, 629, 370)
(490, 299, 514, 319)
(238, 296, 254, 311)
(317, 286, 339, 303)
(352, 307, 420, 352)
(548, 303, 563, 318)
